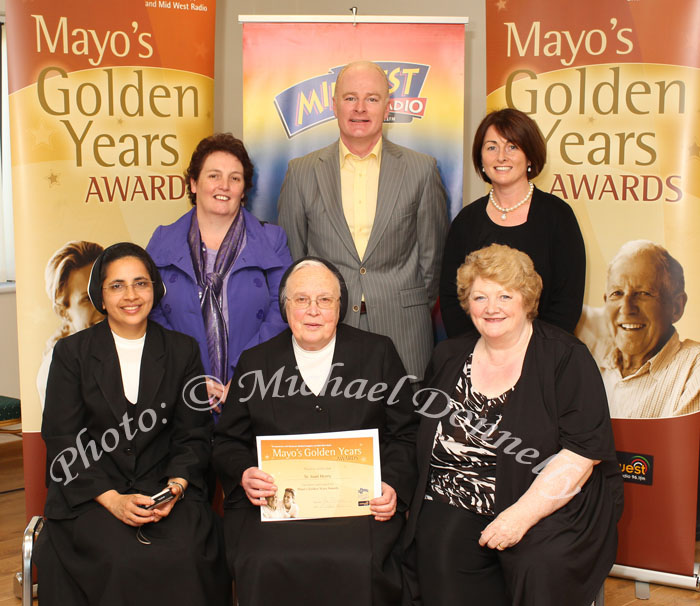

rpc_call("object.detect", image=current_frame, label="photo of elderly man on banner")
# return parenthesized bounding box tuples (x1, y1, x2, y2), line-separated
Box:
(485, 0, 700, 594)
(578, 240, 700, 420)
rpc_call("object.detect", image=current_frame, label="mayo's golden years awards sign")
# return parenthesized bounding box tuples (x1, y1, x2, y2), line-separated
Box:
(6, 0, 215, 436)
(7, 1, 214, 224)
(485, 0, 700, 326)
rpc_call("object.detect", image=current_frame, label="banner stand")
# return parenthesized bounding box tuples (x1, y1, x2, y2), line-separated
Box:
(6, 0, 216, 521)
(610, 563, 700, 594)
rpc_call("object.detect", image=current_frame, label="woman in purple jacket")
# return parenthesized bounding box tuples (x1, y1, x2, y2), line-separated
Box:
(147, 133, 292, 412)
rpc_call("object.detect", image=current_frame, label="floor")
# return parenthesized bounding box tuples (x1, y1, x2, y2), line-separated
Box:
(0, 439, 698, 605)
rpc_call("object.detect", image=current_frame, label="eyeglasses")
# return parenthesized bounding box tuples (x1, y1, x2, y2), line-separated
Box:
(103, 280, 154, 294)
(288, 295, 338, 310)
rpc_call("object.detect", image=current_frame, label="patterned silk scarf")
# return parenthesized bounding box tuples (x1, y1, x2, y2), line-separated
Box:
(187, 209, 246, 384)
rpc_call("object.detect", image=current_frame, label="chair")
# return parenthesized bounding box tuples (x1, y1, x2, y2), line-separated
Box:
(0, 395, 21, 437)
(592, 582, 605, 605)
(14, 516, 42, 605)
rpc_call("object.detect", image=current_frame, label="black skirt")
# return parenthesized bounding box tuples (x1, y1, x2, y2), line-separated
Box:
(35, 500, 231, 606)
(224, 507, 405, 606)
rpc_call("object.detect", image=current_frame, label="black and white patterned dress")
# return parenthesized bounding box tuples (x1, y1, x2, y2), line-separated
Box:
(426, 353, 513, 516)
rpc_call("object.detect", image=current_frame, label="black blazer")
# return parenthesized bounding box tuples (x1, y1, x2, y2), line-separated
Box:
(213, 324, 419, 510)
(42, 319, 213, 520)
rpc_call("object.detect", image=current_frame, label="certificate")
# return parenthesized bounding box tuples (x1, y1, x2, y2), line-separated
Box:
(256, 429, 381, 521)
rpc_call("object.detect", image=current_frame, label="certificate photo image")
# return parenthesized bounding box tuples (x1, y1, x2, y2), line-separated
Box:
(256, 429, 381, 521)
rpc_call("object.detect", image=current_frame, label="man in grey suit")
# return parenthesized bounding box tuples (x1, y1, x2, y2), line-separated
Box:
(278, 60, 448, 382)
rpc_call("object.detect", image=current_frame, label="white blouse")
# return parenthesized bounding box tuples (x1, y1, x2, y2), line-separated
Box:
(291, 335, 337, 395)
(112, 331, 146, 404)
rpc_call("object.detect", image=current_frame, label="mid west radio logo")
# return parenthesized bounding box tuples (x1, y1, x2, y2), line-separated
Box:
(274, 62, 430, 138)
(616, 451, 653, 485)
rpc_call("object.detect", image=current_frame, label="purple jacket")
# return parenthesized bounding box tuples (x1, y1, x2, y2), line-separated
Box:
(147, 207, 292, 381)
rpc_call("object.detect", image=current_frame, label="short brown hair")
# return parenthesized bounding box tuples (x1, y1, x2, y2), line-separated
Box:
(472, 108, 546, 183)
(456, 244, 542, 320)
(185, 133, 254, 205)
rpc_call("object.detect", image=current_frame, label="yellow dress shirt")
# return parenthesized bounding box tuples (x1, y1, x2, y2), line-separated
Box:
(339, 138, 381, 260)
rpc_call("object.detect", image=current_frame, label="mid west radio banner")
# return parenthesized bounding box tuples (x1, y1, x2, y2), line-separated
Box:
(6, 0, 216, 517)
(486, 0, 699, 577)
(241, 21, 465, 222)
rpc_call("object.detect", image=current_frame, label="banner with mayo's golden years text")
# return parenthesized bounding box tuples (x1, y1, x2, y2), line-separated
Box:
(486, 0, 700, 578)
(6, 0, 215, 518)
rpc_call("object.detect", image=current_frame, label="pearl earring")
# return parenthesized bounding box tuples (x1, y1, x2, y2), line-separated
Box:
(527, 166, 531, 173)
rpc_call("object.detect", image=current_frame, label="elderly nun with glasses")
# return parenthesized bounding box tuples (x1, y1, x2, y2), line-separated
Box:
(214, 256, 418, 606)
(36, 243, 230, 606)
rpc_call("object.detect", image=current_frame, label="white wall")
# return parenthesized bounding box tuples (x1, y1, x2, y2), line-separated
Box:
(0, 285, 20, 398)
(0, 285, 20, 442)
(1, 1, 20, 402)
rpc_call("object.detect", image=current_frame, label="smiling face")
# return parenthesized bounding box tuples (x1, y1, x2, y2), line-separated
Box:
(480, 125, 530, 191)
(604, 252, 681, 373)
(102, 256, 154, 339)
(333, 63, 390, 156)
(286, 265, 340, 351)
(190, 151, 245, 222)
(62, 264, 103, 332)
(468, 277, 529, 343)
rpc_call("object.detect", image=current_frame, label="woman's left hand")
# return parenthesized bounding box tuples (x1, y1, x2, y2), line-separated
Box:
(369, 482, 397, 522)
(478, 503, 535, 551)
(479, 449, 597, 550)
(152, 477, 188, 523)
(206, 378, 231, 414)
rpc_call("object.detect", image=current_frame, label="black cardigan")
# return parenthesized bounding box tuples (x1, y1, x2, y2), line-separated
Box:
(439, 187, 586, 336)
(405, 320, 623, 544)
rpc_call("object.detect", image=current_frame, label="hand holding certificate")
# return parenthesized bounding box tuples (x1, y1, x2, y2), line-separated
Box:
(256, 429, 381, 521)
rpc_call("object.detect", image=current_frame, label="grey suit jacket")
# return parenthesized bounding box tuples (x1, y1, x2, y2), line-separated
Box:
(278, 138, 448, 380)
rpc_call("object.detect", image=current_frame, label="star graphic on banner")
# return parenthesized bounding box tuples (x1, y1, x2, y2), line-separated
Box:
(47, 171, 60, 186)
(195, 42, 208, 58)
(690, 141, 700, 158)
(117, 118, 124, 125)
(588, 116, 595, 124)
(496, 0, 508, 10)
(29, 122, 52, 146)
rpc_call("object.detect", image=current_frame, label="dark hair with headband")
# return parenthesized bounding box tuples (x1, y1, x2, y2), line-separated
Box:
(88, 242, 166, 314)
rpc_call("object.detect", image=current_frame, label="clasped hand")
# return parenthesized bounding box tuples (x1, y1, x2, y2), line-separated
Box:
(242, 467, 397, 522)
(96, 482, 184, 527)
(206, 378, 231, 414)
(478, 503, 534, 551)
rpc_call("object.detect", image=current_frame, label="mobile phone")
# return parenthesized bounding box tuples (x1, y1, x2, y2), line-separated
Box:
(143, 487, 176, 510)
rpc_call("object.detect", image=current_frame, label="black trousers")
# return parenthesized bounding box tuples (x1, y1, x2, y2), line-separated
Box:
(415, 499, 511, 606)
(415, 497, 611, 606)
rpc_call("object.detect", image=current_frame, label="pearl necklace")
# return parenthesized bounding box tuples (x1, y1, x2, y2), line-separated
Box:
(489, 181, 534, 220)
